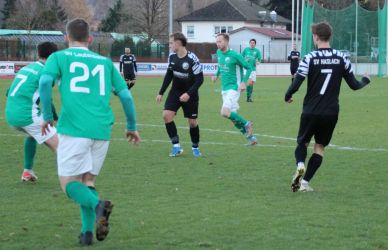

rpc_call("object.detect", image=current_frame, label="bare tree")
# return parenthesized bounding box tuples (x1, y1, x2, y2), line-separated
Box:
(120, 0, 168, 44)
(61, 0, 94, 29)
(5, 0, 59, 30)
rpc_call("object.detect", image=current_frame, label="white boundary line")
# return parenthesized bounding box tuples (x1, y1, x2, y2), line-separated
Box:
(1, 122, 387, 152)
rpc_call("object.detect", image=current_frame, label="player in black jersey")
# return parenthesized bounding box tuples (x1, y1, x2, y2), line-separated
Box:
(119, 47, 137, 89)
(287, 44, 300, 81)
(285, 22, 371, 192)
(156, 32, 204, 157)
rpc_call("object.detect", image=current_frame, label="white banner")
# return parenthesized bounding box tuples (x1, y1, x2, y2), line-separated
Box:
(0, 62, 15, 74)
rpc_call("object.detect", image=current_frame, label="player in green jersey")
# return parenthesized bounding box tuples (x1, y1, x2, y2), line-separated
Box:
(39, 18, 141, 246)
(5, 42, 59, 182)
(211, 33, 257, 145)
(241, 38, 261, 102)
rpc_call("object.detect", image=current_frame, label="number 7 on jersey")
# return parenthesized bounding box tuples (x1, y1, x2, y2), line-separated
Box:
(320, 69, 332, 95)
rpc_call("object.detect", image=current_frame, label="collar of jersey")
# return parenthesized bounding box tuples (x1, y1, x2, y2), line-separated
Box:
(69, 47, 89, 50)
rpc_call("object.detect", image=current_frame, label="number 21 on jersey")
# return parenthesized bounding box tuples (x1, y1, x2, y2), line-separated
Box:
(70, 62, 105, 96)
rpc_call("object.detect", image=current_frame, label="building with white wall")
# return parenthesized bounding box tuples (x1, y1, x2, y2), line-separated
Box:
(176, 0, 291, 43)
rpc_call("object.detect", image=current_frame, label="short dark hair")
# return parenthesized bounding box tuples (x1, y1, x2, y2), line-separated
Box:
(38, 42, 58, 59)
(311, 22, 332, 42)
(249, 38, 256, 44)
(66, 18, 89, 42)
(216, 33, 229, 42)
(170, 32, 187, 46)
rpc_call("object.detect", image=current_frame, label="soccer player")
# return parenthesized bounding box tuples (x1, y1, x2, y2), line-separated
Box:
(39, 18, 141, 245)
(285, 22, 370, 192)
(156, 32, 204, 157)
(212, 33, 257, 145)
(119, 47, 137, 89)
(5, 42, 59, 182)
(288, 43, 300, 82)
(241, 38, 261, 102)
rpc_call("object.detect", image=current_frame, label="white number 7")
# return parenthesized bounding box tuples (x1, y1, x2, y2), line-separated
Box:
(10, 74, 28, 96)
(320, 69, 332, 95)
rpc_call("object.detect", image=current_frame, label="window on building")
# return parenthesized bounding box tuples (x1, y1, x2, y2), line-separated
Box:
(214, 26, 220, 34)
(187, 26, 194, 38)
(214, 25, 233, 34)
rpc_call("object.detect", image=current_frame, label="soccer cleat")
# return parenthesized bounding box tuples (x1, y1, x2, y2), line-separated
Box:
(95, 200, 114, 241)
(291, 165, 305, 192)
(299, 182, 314, 192)
(247, 97, 253, 102)
(247, 135, 257, 145)
(192, 147, 202, 157)
(21, 170, 38, 182)
(169, 146, 183, 157)
(79, 231, 93, 246)
(244, 121, 254, 137)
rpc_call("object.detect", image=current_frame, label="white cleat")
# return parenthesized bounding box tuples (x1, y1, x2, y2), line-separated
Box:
(299, 182, 314, 192)
(291, 165, 305, 192)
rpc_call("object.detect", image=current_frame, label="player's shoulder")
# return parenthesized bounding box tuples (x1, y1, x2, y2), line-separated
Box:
(187, 51, 200, 63)
(331, 49, 348, 61)
(229, 49, 239, 56)
(19, 61, 43, 76)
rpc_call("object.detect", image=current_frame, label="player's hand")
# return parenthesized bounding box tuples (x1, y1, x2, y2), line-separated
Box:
(179, 93, 190, 102)
(126, 130, 141, 145)
(363, 73, 370, 81)
(211, 76, 217, 82)
(41, 120, 53, 136)
(239, 82, 246, 92)
(156, 94, 163, 104)
(285, 95, 293, 103)
(248, 78, 253, 85)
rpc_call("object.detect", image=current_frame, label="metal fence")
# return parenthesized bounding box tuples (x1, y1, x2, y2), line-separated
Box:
(2, 39, 375, 63)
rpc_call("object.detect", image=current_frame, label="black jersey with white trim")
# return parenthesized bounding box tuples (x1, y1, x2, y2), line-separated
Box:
(159, 51, 204, 97)
(119, 54, 137, 74)
(285, 48, 370, 115)
(288, 50, 300, 68)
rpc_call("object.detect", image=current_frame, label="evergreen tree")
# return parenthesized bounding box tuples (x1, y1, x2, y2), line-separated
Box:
(99, 0, 123, 32)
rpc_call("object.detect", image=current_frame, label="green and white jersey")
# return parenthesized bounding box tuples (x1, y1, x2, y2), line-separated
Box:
(216, 49, 252, 91)
(5, 62, 44, 127)
(241, 47, 262, 70)
(43, 47, 127, 140)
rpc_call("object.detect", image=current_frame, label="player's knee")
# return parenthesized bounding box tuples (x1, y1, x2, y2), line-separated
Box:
(163, 111, 175, 123)
(220, 108, 230, 117)
(314, 144, 325, 156)
(188, 119, 198, 128)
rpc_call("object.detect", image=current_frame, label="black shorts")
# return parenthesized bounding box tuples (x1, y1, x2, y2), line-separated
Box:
(164, 91, 199, 119)
(297, 114, 338, 146)
(290, 66, 298, 75)
(124, 72, 136, 81)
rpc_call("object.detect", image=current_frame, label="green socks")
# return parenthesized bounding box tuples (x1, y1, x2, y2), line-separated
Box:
(24, 137, 37, 170)
(247, 85, 253, 98)
(80, 187, 99, 233)
(65, 181, 99, 208)
(66, 182, 100, 233)
(229, 112, 248, 133)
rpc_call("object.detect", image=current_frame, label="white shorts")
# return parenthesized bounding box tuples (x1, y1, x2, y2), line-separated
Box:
(222, 90, 240, 112)
(57, 134, 110, 177)
(249, 71, 257, 82)
(244, 69, 257, 82)
(14, 116, 57, 144)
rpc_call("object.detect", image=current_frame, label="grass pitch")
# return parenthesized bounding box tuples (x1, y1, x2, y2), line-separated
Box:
(0, 76, 387, 249)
